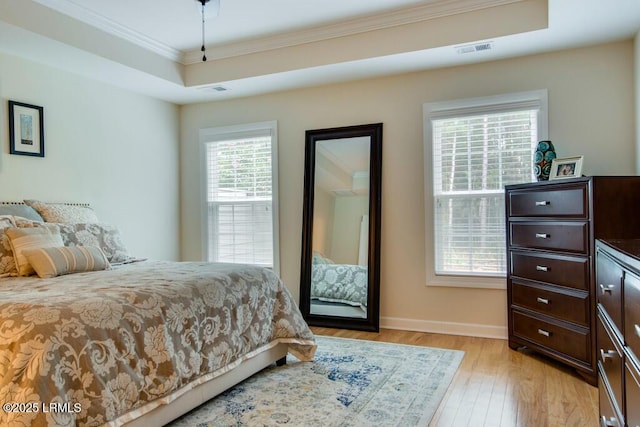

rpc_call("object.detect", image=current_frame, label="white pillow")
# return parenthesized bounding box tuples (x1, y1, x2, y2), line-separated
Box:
(0, 215, 15, 229)
(24, 199, 99, 223)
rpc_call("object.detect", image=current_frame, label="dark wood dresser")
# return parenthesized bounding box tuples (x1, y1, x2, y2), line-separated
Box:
(596, 239, 640, 427)
(505, 177, 640, 386)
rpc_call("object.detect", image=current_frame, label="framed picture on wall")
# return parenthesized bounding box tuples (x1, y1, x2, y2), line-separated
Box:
(549, 156, 583, 180)
(8, 100, 44, 157)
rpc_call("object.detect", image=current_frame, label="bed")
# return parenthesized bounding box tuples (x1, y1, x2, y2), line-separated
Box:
(310, 253, 368, 318)
(0, 201, 316, 426)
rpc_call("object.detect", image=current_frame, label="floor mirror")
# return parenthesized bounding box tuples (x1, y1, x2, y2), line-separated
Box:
(299, 123, 382, 331)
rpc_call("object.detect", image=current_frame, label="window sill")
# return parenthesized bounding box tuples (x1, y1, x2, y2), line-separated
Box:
(426, 273, 506, 290)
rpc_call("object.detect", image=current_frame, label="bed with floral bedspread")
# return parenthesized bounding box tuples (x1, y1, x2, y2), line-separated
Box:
(311, 257, 368, 311)
(0, 260, 316, 426)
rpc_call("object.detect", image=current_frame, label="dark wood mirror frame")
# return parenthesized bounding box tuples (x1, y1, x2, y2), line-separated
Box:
(299, 123, 382, 332)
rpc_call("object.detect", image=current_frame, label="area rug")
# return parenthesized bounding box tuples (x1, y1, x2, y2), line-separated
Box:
(168, 336, 464, 427)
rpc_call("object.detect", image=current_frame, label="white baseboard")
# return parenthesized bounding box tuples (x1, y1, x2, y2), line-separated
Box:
(380, 316, 508, 340)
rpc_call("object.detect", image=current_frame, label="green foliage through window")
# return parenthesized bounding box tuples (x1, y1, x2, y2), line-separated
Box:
(432, 109, 538, 276)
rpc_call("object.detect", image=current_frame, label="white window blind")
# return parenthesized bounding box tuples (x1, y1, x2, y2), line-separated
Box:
(426, 91, 547, 279)
(200, 122, 279, 271)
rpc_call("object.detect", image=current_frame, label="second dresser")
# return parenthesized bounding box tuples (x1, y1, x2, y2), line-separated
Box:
(505, 176, 640, 385)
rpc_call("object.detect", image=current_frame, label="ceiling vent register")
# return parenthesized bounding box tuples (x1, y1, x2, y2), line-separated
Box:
(456, 41, 493, 54)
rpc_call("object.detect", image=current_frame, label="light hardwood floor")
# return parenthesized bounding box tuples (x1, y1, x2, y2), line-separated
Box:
(311, 327, 599, 427)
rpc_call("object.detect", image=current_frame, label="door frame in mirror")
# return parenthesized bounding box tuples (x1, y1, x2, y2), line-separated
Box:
(299, 123, 382, 332)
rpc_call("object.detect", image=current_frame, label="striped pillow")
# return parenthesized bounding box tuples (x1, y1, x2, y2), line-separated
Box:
(22, 246, 110, 278)
(0, 215, 18, 277)
(5, 225, 63, 276)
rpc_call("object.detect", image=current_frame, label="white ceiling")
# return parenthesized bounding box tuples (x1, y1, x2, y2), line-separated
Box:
(1, 0, 639, 104)
(316, 137, 371, 194)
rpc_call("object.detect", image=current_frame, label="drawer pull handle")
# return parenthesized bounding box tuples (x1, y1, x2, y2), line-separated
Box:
(537, 329, 550, 337)
(600, 349, 616, 363)
(536, 297, 549, 305)
(535, 201, 550, 206)
(599, 284, 614, 295)
(601, 415, 619, 427)
(635, 324, 640, 338)
(535, 233, 550, 239)
(536, 265, 549, 272)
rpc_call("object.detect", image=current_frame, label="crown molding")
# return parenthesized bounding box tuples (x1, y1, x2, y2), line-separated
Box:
(31, 0, 523, 66)
(182, 0, 524, 64)
(31, 0, 183, 62)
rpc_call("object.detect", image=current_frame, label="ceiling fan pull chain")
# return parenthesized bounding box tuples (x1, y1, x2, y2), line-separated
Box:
(201, 0, 207, 61)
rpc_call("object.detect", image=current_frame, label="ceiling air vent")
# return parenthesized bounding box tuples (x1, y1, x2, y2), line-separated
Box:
(197, 85, 229, 92)
(456, 41, 493, 55)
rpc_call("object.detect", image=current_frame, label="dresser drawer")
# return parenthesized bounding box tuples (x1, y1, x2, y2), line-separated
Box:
(511, 281, 589, 326)
(512, 310, 590, 362)
(597, 314, 624, 414)
(599, 372, 623, 427)
(626, 272, 640, 363)
(510, 251, 589, 290)
(509, 222, 588, 254)
(626, 359, 640, 427)
(507, 186, 587, 218)
(596, 250, 624, 335)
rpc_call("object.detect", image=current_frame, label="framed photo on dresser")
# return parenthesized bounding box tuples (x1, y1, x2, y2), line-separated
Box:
(549, 156, 583, 180)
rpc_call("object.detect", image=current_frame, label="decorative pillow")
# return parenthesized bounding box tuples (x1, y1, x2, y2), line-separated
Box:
(5, 226, 64, 276)
(312, 252, 334, 265)
(0, 204, 44, 222)
(24, 199, 99, 223)
(22, 245, 110, 278)
(13, 216, 44, 228)
(0, 215, 15, 229)
(0, 216, 18, 277)
(56, 223, 137, 264)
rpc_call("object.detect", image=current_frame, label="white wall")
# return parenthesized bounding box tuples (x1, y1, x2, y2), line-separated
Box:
(180, 40, 636, 337)
(0, 52, 180, 260)
(330, 195, 368, 265)
(312, 186, 334, 258)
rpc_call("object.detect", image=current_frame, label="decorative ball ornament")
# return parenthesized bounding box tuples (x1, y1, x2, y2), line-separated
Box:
(534, 140, 556, 181)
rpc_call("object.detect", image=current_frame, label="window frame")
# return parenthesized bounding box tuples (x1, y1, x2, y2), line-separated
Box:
(423, 90, 548, 289)
(199, 121, 280, 274)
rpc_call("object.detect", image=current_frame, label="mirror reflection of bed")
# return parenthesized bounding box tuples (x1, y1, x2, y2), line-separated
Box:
(300, 123, 381, 331)
(311, 251, 368, 318)
(310, 136, 369, 318)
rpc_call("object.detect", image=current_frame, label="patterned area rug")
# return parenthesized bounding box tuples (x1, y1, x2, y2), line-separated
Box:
(169, 336, 464, 427)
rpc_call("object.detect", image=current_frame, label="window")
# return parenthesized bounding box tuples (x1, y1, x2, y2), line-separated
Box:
(424, 90, 547, 286)
(200, 121, 279, 273)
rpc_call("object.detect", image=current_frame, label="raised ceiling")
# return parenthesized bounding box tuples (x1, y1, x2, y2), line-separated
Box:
(0, 0, 639, 104)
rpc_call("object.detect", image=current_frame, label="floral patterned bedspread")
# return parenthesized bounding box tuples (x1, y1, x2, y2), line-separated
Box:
(311, 263, 368, 308)
(0, 261, 316, 426)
